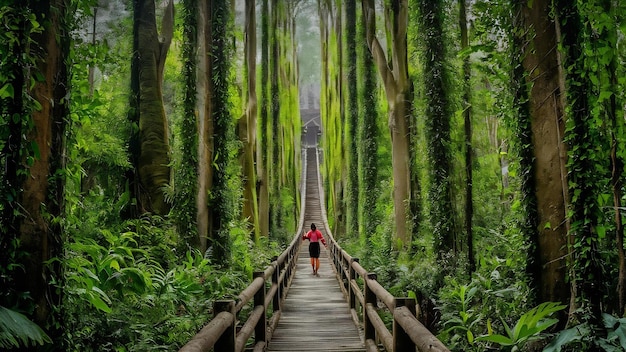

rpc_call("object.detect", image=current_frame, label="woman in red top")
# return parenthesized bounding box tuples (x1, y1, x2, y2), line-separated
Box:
(303, 223, 327, 276)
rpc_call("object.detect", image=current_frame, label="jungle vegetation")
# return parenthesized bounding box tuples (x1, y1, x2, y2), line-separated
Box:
(2, 0, 626, 351)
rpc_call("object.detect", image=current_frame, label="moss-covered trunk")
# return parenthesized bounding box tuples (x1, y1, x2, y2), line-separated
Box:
(517, 0, 570, 312)
(9, 0, 70, 341)
(176, 0, 200, 247)
(358, 2, 380, 248)
(196, 0, 214, 252)
(257, 0, 270, 237)
(362, 0, 414, 247)
(132, 0, 173, 215)
(240, 0, 260, 242)
(207, 0, 234, 262)
(345, 0, 359, 237)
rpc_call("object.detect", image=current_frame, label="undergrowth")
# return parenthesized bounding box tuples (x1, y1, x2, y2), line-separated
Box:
(62, 212, 283, 351)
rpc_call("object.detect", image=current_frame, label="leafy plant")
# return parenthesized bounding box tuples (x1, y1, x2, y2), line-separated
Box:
(543, 313, 626, 352)
(441, 282, 483, 347)
(0, 306, 51, 349)
(476, 301, 566, 351)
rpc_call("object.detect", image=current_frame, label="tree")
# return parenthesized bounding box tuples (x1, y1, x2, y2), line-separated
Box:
(265, 0, 302, 239)
(0, 0, 71, 344)
(417, 0, 456, 264)
(175, 0, 200, 247)
(128, 0, 173, 216)
(280, 1, 303, 233)
(239, 0, 260, 242)
(556, 0, 607, 331)
(358, 1, 380, 248)
(319, 0, 345, 235)
(459, 0, 475, 274)
(270, 0, 282, 235)
(516, 0, 570, 312)
(258, 0, 270, 238)
(345, 0, 359, 237)
(362, 0, 414, 247)
(601, 0, 626, 315)
(207, 0, 235, 262)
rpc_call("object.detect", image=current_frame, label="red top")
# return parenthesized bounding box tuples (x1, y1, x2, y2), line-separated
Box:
(303, 229, 326, 246)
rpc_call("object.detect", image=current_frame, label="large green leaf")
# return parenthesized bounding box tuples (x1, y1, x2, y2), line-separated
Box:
(477, 302, 566, 349)
(0, 306, 51, 348)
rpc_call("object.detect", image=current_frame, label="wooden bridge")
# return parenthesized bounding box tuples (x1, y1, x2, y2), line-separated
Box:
(179, 148, 449, 352)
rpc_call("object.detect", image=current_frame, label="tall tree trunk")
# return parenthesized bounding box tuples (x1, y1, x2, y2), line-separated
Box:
(556, 0, 605, 331)
(257, 0, 270, 238)
(240, 0, 260, 242)
(345, 0, 359, 237)
(517, 0, 570, 313)
(611, 106, 625, 314)
(177, 0, 199, 248)
(358, 2, 380, 248)
(289, 5, 302, 229)
(335, 0, 345, 238)
(7, 0, 70, 341)
(596, 0, 625, 316)
(131, 0, 173, 215)
(207, 0, 234, 262)
(270, 0, 281, 235)
(609, 39, 626, 318)
(319, 0, 344, 236)
(362, 0, 413, 247)
(459, 0, 474, 274)
(417, 0, 455, 266)
(196, 0, 214, 252)
(510, 0, 540, 304)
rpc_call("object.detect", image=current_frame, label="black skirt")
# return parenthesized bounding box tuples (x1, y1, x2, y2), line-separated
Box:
(309, 242, 321, 258)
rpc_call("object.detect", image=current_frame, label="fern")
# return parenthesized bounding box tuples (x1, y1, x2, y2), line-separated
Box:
(0, 306, 51, 348)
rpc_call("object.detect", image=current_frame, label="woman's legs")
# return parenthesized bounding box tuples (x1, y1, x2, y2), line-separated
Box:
(309, 242, 321, 274)
(310, 258, 320, 274)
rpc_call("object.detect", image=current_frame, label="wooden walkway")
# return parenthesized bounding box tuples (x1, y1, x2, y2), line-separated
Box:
(266, 148, 365, 351)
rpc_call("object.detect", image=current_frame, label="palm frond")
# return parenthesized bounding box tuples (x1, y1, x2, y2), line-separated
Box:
(0, 306, 51, 348)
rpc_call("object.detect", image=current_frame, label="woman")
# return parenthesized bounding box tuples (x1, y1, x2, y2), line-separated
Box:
(303, 223, 327, 276)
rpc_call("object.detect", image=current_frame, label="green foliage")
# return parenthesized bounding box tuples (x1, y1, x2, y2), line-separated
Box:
(437, 229, 533, 351)
(0, 306, 51, 349)
(441, 283, 482, 347)
(63, 213, 254, 351)
(543, 313, 626, 352)
(476, 302, 565, 351)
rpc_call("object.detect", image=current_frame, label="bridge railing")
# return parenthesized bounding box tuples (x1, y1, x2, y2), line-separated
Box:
(178, 149, 310, 352)
(310, 147, 448, 352)
(178, 233, 301, 352)
(324, 239, 450, 352)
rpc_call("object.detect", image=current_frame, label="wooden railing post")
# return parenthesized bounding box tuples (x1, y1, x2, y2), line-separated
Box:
(253, 271, 267, 346)
(272, 256, 281, 311)
(394, 297, 416, 352)
(339, 249, 346, 289)
(349, 258, 359, 310)
(333, 244, 341, 272)
(213, 300, 236, 352)
(280, 257, 287, 300)
(364, 273, 377, 343)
